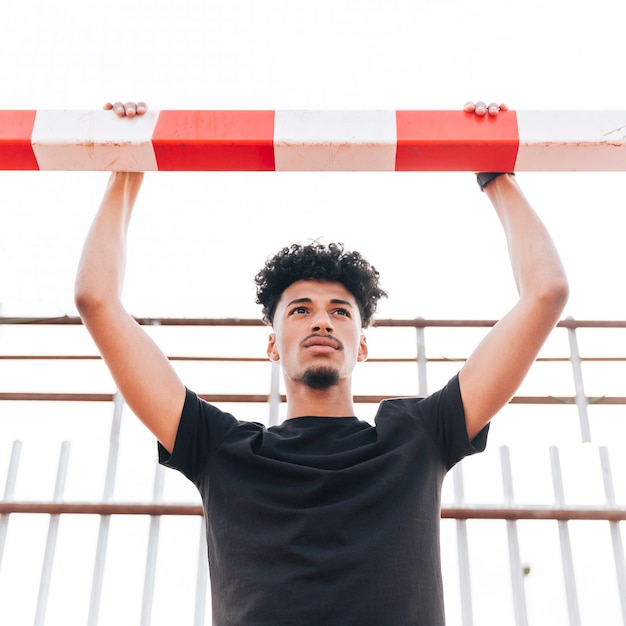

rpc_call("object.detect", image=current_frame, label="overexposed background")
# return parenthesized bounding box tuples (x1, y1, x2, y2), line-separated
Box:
(0, 1, 625, 625)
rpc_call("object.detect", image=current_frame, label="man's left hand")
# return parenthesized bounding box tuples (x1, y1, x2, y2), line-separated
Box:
(464, 101, 508, 117)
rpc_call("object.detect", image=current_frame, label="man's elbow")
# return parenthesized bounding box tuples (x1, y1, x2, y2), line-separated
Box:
(74, 282, 114, 320)
(537, 275, 570, 316)
(75, 289, 102, 319)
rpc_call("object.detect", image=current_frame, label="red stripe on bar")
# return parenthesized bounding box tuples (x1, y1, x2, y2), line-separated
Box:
(395, 110, 519, 171)
(152, 110, 276, 171)
(0, 111, 39, 170)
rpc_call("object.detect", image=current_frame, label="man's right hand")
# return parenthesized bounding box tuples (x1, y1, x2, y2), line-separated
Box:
(104, 101, 148, 118)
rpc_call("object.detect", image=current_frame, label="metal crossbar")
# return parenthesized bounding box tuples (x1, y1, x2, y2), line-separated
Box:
(2, 109, 626, 171)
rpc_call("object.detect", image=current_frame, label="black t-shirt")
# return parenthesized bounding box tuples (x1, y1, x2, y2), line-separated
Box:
(159, 374, 488, 626)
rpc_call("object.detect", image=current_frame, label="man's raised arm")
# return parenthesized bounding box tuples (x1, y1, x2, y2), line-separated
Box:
(458, 171, 569, 440)
(75, 141, 185, 452)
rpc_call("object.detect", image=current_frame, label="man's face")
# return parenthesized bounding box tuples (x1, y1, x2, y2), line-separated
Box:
(267, 279, 368, 389)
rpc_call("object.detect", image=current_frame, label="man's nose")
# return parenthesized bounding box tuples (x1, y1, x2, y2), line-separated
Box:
(310, 310, 334, 333)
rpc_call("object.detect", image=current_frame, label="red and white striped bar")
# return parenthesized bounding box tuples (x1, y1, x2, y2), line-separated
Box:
(1, 109, 625, 171)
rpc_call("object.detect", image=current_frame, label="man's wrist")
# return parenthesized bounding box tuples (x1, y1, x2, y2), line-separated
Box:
(476, 172, 515, 192)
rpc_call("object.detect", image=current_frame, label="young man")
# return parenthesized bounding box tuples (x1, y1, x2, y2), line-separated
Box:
(75, 102, 568, 625)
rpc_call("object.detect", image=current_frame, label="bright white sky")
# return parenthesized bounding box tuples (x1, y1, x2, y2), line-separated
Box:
(0, 1, 625, 625)
(0, 0, 625, 323)
(0, 0, 625, 322)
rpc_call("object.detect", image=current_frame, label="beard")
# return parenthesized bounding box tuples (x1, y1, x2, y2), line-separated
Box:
(301, 366, 340, 390)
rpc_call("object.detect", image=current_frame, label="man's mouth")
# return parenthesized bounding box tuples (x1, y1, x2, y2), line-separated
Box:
(301, 335, 342, 351)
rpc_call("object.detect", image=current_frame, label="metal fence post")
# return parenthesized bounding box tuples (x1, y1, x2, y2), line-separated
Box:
(88, 391, 125, 626)
(500, 446, 528, 626)
(566, 318, 592, 443)
(599, 446, 626, 625)
(140, 463, 166, 626)
(269, 360, 281, 426)
(415, 320, 428, 398)
(453, 464, 474, 626)
(0, 440, 21, 570)
(34, 441, 71, 626)
(194, 519, 209, 626)
(550, 446, 582, 626)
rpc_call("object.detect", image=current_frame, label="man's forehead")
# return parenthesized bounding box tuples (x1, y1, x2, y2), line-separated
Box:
(278, 279, 357, 306)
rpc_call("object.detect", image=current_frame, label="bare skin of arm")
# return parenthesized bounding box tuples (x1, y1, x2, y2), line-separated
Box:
(459, 172, 569, 440)
(75, 170, 185, 453)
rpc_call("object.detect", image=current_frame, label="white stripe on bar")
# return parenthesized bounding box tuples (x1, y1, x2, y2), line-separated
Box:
(515, 111, 626, 171)
(274, 110, 397, 171)
(31, 109, 159, 171)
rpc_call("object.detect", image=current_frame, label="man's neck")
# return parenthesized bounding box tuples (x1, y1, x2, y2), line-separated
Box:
(284, 380, 356, 419)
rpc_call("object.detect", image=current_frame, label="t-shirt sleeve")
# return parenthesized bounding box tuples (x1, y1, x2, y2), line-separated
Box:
(157, 387, 239, 484)
(419, 373, 489, 470)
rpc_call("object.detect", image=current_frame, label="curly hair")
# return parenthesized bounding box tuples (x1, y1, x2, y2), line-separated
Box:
(254, 242, 387, 328)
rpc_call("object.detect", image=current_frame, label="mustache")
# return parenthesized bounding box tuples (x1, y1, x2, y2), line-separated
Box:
(300, 333, 344, 351)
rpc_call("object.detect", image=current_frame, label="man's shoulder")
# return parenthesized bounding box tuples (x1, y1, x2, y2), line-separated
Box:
(375, 374, 462, 421)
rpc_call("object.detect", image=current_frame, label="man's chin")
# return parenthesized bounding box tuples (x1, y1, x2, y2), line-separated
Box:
(302, 367, 340, 390)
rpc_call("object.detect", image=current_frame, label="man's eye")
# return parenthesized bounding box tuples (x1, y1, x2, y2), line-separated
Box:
(335, 308, 350, 316)
(290, 307, 308, 315)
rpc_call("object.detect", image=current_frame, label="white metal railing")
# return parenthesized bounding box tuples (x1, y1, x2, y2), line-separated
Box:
(0, 316, 625, 625)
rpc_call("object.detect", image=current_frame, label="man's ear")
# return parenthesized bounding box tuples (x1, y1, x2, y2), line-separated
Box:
(357, 334, 368, 362)
(267, 333, 280, 362)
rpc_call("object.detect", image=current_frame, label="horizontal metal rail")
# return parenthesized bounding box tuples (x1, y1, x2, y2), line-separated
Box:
(1, 355, 623, 363)
(1, 392, 625, 405)
(2, 502, 626, 521)
(2, 316, 626, 328)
